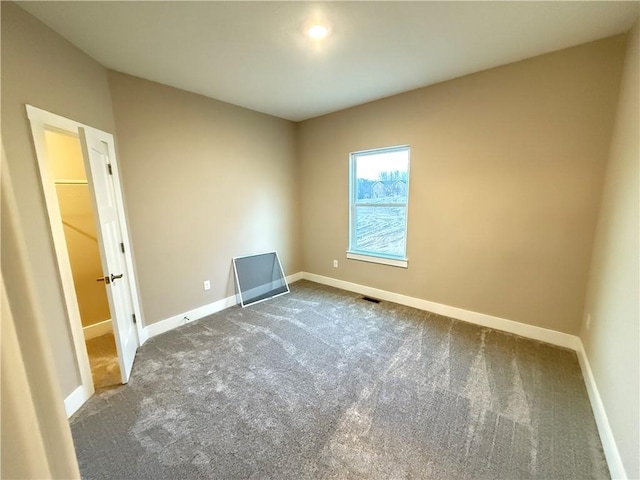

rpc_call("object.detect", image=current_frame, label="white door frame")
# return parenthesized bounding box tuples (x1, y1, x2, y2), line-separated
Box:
(26, 105, 145, 416)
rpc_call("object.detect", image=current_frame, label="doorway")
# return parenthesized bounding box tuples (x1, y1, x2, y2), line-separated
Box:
(27, 105, 145, 416)
(45, 129, 121, 389)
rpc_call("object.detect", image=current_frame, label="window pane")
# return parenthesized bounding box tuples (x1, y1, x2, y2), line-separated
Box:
(355, 149, 408, 204)
(354, 206, 406, 257)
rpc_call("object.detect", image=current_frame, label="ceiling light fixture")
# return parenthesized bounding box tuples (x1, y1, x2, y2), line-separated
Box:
(307, 24, 329, 40)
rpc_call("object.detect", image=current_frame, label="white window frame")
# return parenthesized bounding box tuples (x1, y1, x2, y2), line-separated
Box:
(347, 145, 410, 268)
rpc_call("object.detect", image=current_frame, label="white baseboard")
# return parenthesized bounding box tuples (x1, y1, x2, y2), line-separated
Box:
(144, 272, 303, 340)
(64, 384, 92, 418)
(82, 319, 113, 340)
(145, 293, 238, 339)
(302, 272, 579, 350)
(287, 272, 303, 283)
(575, 340, 627, 479)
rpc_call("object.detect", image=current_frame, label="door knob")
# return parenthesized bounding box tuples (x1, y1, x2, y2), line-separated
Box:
(96, 273, 123, 284)
(110, 273, 124, 282)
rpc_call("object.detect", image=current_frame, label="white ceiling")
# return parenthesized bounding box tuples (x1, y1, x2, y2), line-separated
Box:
(19, 1, 640, 122)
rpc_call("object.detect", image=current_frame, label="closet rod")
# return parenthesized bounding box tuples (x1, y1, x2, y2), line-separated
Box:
(54, 179, 88, 185)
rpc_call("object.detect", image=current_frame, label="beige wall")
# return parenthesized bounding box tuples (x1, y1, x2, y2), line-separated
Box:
(581, 19, 639, 480)
(1, 285, 52, 480)
(45, 130, 111, 328)
(1, 1, 117, 397)
(107, 72, 301, 325)
(298, 36, 626, 335)
(1, 152, 80, 479)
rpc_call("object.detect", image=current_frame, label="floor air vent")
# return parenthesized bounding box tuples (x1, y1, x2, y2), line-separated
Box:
(362, 296, 381, 304)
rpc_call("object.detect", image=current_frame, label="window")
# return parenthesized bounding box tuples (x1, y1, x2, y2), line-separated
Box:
(348, 145, 410, 268)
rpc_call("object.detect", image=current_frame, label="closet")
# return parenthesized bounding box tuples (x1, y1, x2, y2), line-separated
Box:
(45, 129, 121, 389)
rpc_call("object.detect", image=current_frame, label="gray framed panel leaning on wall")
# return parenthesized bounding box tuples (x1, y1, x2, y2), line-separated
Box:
(232, 252, 289, 307)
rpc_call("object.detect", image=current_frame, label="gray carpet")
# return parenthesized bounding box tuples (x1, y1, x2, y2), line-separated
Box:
(70, 280, 609, 479)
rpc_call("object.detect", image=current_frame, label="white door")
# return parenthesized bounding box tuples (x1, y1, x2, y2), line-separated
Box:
(79, 127, 138, 383)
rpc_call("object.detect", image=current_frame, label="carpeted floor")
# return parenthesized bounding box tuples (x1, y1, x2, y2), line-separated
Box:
(85, 332, 121, 389)
(71, 280, 608, 479)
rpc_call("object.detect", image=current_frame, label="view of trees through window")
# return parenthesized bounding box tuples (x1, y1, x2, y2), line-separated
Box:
(350, 146, 409, 259)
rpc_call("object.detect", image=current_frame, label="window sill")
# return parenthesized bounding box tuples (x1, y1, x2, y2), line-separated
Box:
(346, 251, 408, 268)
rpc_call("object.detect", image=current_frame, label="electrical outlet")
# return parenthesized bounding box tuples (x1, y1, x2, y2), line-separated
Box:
(203, 280, 211, 291)
(586, 313, 591, 330)
(333, 260, 338, 268)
